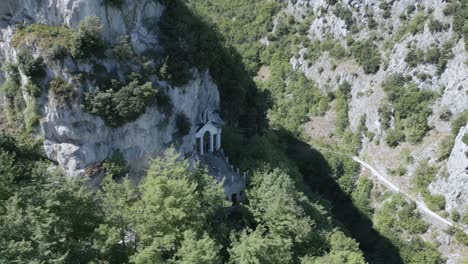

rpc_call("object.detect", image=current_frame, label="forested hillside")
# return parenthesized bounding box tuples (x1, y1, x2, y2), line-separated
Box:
(0, 0, 467, 263)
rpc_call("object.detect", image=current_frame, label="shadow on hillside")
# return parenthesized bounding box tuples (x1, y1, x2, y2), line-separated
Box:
(160, 1, 403, 263)
(158, 0, 269, 135)
(279, 130, 403, 264)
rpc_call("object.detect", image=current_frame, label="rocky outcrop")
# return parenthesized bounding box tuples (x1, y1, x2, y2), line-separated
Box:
(0, 0, 163, 50)
(430, 125, 468, 212)
(42, 71, 220, 179)
(0, 0, 222, 179)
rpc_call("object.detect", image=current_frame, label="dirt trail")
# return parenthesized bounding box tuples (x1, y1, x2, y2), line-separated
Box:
(308, 143, 468, 233)
(352, 157, 453, 226)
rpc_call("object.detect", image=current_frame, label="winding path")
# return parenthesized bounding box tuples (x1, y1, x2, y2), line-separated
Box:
(310, 144, 468, 233)
(352, 156, 456, 228)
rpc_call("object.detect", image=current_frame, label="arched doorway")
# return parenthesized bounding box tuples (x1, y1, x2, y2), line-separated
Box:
(203, 131, 210, 154)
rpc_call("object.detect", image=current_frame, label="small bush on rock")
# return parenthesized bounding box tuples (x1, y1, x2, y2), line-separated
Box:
(381, 76, 436, 146)
(25, 82, 41, 98)
(50, 78, 75, 105)
(85, 79, 159, 127)
(451, 111, 468, 136)
(350, 40, 381, 74)
(70, 17, 105, 59)
(385, 129, 405, 147)
(113, 35, 134, 61)
(103, 150, 128, 179)
(423, 192, 446, 211)
(17, 48, 46, 81)
(24, 99, 40, 133)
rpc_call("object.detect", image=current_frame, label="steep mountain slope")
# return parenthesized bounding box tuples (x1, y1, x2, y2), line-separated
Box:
(0, 0, 372, 263)
(287, 0, 467, 214)
(0, 0, 221, 179)
(1, 0, 467, 263)
(184, 0, 468, 262)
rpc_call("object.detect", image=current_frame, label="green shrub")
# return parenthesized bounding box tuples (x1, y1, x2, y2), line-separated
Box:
(451, 210, 460, 222)
(381, 76, 436, 145)
(351, 177, 374, 217)
(70, 17, 105, 59)
(0, 76, 25, 124)
(404, 48, 425, 67)
(450, 111, 468, 135)
(2, 63, 20, 84)
(113, 35, 134, 61)
(157, 56, 192, 87)
(12, 20, 107, 61)
(436, 41, 455, 75)
(406, 4, 416, 15)
(176, 113, 192, 136)
(423, 192, 445, 211)
(24, 99, 40, 133)
(428, 19, 449, 33)
(25, 82, 41, 98)
(395, 12, 427, 42)
(462, 212, 468, 225)
(0, 79, 20, 99)
(385, 129, 405, 147)
(368, 17, 378, 29)
(375, 194, 429, 235)
(387, 165, 406, 176)
(335, 82, 351, 134)
(85, 79, 159, 127)
(379, 2, 391, 19)
(49, 78, 75, 105)
(405, 113, 431, 144)
(425, 47, 441, 64)
(454, 230, 468, 246)
(103, 150, 128, 179)
(399, 12, 407, 21)
(406, 12, 427, 35)
(378, 104, 392, 129)
(438, 136, 455, 161)
(11, 24, 73, 55)
(412, 160, 436, 193)
(328, 42, 347, 59)
(333, 4, 354, 29)
(350, 40, 381, 74)
(48, 43, 69, 60)
(443, 2, 459, 16)
(17, 48, 46, 80)
(463, 133, 468, 145)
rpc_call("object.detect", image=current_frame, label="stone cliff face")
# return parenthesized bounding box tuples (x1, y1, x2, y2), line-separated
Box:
(0, 0, 221, 179)
(0, 0, 163, 49)
(287, 0, 467, 214)
(430, 125, 468, 212)
(41, 71, 220, 178)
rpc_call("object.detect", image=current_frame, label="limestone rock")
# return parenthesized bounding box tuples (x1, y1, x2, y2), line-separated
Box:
(0, 0, 221, 180)
(430, 125, 468, 212)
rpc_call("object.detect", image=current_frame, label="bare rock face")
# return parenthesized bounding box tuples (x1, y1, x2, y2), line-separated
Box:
(430, 125, 468, 212)
(0, 0, 163, 50)
(41, 71, 220, 179)
(0, 0, 222, 179)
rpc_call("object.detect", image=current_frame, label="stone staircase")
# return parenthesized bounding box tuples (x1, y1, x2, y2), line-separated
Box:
(200, 150, 247, 204)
